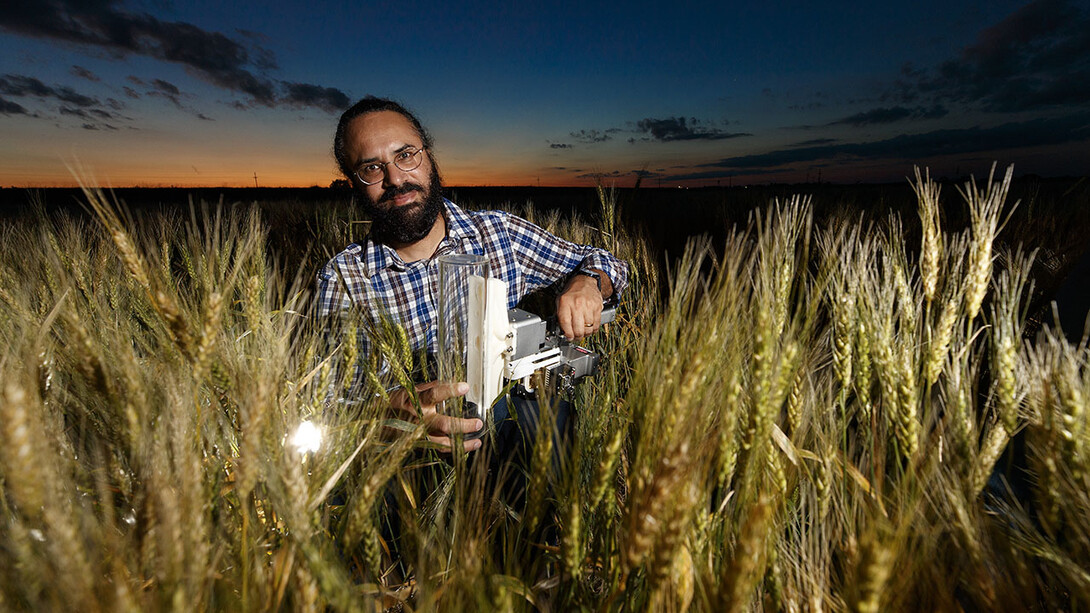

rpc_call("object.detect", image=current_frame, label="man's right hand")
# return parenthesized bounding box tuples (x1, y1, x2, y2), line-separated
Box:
(389, 381, 483, 452)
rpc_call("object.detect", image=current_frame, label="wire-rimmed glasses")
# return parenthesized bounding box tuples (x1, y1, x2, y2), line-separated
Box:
(354, 147, 427, 185)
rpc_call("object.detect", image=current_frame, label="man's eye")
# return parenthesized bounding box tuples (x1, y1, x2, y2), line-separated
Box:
(362, 164, 382, 173)
(396, 150, 415, 162)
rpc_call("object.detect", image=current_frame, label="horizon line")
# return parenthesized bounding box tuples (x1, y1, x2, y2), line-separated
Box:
(2, 173, 1085, 191)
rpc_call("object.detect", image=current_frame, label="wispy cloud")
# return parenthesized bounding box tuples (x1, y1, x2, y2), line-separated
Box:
(0, 0, 350, 112)
(829, 105, 948, 126)
(280, 82, 351, 113)
(0, 74, 97, 107)
(741, 1, 1089, 179)
(549, 142, 573, 149)
(575, 168, 661, 180)
(565, 116, 750, 146)
(0, 72, 127, 127)
(570, 129, 613, 143)
(70, 65, 99, 81)
(0, 96, 30, 115)
(59, 106, 118, 120)
(895, 0, 1090, 112)
(696, 113, 1090, 173)
(149, 78, 183, 107)
(791, 138, 839, 147)
(576, 170, 627, 179)
(633, 116, 750, 142)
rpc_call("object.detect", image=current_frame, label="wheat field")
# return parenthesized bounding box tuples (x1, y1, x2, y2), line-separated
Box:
(1, 167, 1089, 611)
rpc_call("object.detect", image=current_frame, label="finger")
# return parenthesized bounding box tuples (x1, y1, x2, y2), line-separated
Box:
(418, 381, 469, 407)
(391, 384, 444, 413)
(425, 413, 484, 436)
(588, 300, 604, 324)
(428, 434, 483, 453)
(573, 308, 598, 339)
(389, 387, 412, 411)
(557, 302, 575, 340)
(581, 304, 603, 338)
(571, 316, 588, 340)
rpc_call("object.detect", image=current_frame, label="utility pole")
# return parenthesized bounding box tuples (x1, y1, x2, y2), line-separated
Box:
(253, 172, 258, 188)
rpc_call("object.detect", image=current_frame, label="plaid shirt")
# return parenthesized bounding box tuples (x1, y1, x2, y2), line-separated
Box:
(317, 200, 628, 369)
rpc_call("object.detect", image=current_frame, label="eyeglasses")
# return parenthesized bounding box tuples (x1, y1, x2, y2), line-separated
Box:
(354, 147, 427, 185)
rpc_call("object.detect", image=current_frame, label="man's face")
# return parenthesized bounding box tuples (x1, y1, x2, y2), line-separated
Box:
(343, 110, 444, 245)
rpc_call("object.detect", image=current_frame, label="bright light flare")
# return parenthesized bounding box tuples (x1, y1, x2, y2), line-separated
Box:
(290, 420, 322, 454)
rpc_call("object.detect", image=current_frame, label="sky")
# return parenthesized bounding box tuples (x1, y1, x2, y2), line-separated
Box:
(1, 0, 1088, 188)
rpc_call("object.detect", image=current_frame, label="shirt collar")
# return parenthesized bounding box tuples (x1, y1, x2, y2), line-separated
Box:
(442, 200, 483, 250)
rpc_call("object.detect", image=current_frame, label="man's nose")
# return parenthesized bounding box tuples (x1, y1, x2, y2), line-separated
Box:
(382, 162, 411, 187)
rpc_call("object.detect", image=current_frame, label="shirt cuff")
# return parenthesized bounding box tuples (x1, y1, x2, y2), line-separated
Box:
(580, 253, 629, 298)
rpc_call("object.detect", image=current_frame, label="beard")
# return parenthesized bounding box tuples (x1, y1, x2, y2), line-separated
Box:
(362, 164, 445, 246)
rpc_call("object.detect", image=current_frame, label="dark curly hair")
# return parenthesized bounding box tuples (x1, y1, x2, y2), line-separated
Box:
(332, 96, 434, 180)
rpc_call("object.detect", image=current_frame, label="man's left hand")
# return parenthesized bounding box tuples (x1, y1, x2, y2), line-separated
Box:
(557, 272, 606, 340)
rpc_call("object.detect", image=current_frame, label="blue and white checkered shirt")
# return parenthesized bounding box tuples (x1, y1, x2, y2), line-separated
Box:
(317, 199, 628, 368)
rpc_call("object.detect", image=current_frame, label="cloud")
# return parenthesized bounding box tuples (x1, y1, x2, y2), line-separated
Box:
(0, 73, 98, 107)
(54, 85, 97, 107)
(0, 0, 349, 112)
(832, 106, 913, 125)
(0, 74, 53, 98)
(791, 138, 839, 147)
(280, 82, 350, 113)
(79, 121, 117, 131)
(576, 170, 626, 179)
(0, 96, 30, 115)
(59, 106, 91, 119)
(779, 4, 1087, 124)
(634, 116, 751, 141)
(152, 79, 181, 96)
(565, 118, 749, 146)
(549, 143, 572, 149)
(146, 78, 183, 106)
(574, 168, 660, 180)
(829, 105, 948, 126)
(698, 113, 1090, 173)
(0, 0, 276, 103)
(903, 0, 1090, 112)
(0, 72, 129, 127)
(570, 129, 612, 143)
(59, 106, 117, 120)
(70, 65, 99, 81)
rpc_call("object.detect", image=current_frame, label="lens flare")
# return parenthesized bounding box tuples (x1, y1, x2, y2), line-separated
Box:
(290, 420, 322, 454)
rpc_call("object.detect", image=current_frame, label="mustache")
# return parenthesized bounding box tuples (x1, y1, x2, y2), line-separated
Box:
(379, 182, 425, 204)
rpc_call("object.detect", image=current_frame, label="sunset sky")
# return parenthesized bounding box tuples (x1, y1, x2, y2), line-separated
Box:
(1, 0, 1088, 188)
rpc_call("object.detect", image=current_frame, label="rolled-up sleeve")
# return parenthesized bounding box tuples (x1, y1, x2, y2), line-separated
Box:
(503, 212, 629, 298)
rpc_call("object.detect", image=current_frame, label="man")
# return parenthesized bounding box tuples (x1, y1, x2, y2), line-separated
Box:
(317, 96, 628, 452)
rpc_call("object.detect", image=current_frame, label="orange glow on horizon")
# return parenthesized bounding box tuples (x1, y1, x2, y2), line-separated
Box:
(0, 163, 600, 189)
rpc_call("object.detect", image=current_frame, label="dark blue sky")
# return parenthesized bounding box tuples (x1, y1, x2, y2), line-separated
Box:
(1, 0, 1087, 186)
